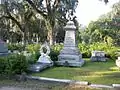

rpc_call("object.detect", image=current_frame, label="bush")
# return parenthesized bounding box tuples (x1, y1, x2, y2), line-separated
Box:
(0, 57, 7, 74)
(8, 43, 25, 51)
(78, 43, 91, 58)
(5, 54, 28, 75)
(78, 42, 118, 59)
(50, 44, 63, 61)
(26, 44, 40, 54)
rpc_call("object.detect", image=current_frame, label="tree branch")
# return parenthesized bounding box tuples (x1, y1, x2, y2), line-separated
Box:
(25, 0, 47, 18)
(45, 0, 51, 13)
(53, 0, 60, 9)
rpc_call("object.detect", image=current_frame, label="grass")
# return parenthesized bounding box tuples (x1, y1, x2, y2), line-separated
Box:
(32, 59, 120, 85)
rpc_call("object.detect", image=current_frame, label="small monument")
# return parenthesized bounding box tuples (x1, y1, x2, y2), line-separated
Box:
(90, 51, 106, 61)
(56, 21, 84, 67)
(37, 42, 53, 64)
(0, 39, 8, 56)
(29, 42, 53, 72)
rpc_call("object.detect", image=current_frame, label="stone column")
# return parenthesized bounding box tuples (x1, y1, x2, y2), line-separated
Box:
(56, 21, 84, 67)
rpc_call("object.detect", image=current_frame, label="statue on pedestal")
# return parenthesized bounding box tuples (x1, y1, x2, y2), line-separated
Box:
(28, 41, 53, 72)
(37, 41, 53, 64)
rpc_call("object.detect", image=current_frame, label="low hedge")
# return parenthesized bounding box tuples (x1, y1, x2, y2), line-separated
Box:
(0, 54, 28, 76)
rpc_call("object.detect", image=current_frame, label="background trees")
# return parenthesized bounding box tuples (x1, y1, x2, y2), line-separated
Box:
(79, 1, 120, 46)
(0, 0, 115, 45)
(0, 0, 79, 45)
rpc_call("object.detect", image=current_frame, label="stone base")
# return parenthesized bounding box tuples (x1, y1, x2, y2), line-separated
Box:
(90, 56, 106, 62)
(55, 60, 84, 67)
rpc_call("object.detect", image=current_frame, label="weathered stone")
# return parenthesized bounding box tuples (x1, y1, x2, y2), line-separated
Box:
(56, 21, 84, 67)
(0, 39, 8, 56)
(90, 51, 106, 62)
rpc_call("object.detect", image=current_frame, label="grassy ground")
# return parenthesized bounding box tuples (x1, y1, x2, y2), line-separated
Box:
(32, 59, 120, 85)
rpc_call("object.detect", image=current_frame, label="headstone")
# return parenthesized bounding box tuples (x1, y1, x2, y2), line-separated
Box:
(56, 21, 84, 67)
(29, 42, 53, 72)
(90, 51, 106, 61)
(0, 39, 8, 56)
(116, 57, 120, 68)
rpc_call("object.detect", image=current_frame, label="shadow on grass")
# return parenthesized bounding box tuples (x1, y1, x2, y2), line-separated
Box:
(32, 59, 120, 85)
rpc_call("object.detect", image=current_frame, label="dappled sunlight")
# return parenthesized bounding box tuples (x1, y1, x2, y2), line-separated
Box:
(32, 60, 120, 84)
(109, 66, 120, 71)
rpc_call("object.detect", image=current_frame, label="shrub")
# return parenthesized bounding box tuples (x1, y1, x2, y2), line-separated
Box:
(50, 44, 63, 61)
(78, 42, 118, 59)
(0, 57, 7, 74)
(8, 43, 25, 51)
(78, 43, 91, 58)
(5, 54, 28, 75)
(26, 44, 40, 54)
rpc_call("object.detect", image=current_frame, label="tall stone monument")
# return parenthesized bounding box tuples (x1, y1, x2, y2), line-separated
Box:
(56, 21, 84, 67)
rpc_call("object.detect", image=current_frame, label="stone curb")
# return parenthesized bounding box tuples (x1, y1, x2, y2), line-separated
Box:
(90, 84, 113, 89)
(27, 76, 88, 85)
(26, 76, 120, 89)
(112, 84, 120, 88)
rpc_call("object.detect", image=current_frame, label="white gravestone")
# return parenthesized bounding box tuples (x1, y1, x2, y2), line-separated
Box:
(56, 21, 84, 67)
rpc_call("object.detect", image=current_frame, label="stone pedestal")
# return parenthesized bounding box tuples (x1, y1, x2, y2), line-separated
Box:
(56, 21, 84, 67)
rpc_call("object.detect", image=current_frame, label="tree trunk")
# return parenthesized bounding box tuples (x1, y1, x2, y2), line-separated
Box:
(47, 30, 53, 45)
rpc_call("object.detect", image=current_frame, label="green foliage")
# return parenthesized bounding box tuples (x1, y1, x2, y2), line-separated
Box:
(0, 54, 29, 75)
(25, 44, 40, 54)
(25, 44, 41, 63)
(25, 43, 118, 60)
(5, 54, 28, 75)
(80, 1, 120, 45)
(78, 42, 118, 59)
(50, 44, 63, 61)
(78, 43, 91, 58)
(89, 42, 118, 59)
(8, 43, 25, 51)
(0, 57, 7, 74)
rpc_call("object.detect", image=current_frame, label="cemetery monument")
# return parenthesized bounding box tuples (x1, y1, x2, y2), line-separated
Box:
(29, 42, 53, 72)
(56, 21, 84, 67)
(90, 51, 107, 62)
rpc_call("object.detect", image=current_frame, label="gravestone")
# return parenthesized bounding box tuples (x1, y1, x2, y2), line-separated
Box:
(116, 57, 120, 68)
(29, 42, 53, 72)
(0, 39, 8, 56)
(90, 51, 106, 61)
(56, 21, 84, 67)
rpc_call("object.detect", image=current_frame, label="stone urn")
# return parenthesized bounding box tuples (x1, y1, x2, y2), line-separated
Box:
(116, 57, 120, 68)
